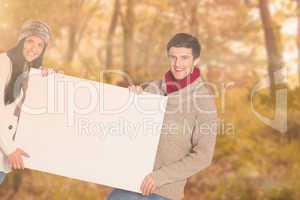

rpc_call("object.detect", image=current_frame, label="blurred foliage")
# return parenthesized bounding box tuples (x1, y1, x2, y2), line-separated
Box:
(184, 87, 300, 200)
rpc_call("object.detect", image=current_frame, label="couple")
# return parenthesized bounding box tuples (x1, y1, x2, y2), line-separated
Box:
(0, 20, 218, 200)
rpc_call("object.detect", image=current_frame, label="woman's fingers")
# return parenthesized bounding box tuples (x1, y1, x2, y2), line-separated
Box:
(16, 158, 21, 170)
(19, 156, 25, 169)
(40, 67, 48, 76)
(40, 67, 56, 77)
(20, 149, 30, 158)
(10, 157, 15, 169)
(9, 149, 27, 170)
(16, 155, 21, 170)
(13, 157, 19, 170)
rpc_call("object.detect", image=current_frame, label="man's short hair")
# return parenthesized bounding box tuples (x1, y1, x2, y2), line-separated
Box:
(167, 33, 201, 59)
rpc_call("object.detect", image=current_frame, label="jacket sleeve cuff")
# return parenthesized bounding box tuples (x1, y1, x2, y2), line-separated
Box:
(152, 169, 168, 187)
(0, 140, 17, 156)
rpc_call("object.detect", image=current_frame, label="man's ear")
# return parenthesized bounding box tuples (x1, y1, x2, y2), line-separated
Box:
(193, 57, 200, 66)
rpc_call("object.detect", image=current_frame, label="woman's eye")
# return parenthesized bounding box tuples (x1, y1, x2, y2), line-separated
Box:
(26, 40, 33, 44)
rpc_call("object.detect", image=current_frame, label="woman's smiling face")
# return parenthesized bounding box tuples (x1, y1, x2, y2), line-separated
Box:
(22, 35, 45, 62)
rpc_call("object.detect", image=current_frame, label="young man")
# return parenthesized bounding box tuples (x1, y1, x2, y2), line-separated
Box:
(108, 33, 218, 200)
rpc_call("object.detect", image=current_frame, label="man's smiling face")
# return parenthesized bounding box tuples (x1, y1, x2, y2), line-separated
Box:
(167, 47, 199, 80)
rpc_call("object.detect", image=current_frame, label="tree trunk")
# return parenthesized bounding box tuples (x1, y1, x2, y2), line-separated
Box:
(65, 0, 100, 65)
(189, 0, 199, 36)
(297, 0, 300, 86)
(122, 0, 135, 74)
(258, 0, 283, 97)
(106, 0, 120, 70)
(66, 23, 77, 64)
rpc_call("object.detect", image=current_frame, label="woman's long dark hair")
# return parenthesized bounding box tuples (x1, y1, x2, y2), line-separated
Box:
(4, 38, 46, 105)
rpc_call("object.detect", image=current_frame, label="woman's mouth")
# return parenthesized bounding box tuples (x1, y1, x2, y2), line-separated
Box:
(27, 52, 37, 58)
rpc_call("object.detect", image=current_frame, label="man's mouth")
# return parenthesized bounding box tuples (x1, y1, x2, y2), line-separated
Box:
(174, 68, 184, 72)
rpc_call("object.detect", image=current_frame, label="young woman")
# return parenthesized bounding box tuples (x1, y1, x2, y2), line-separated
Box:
(0, 20, 51, 184)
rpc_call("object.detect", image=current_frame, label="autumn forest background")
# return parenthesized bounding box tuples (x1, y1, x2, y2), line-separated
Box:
(0, 0, 300, 199)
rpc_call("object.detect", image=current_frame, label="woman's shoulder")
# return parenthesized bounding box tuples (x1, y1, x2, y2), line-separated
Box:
(0, 52, 10, 64)
(0, 53, 12, 75)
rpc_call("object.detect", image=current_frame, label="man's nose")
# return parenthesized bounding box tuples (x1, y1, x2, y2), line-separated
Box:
(175, 59, 181, 67)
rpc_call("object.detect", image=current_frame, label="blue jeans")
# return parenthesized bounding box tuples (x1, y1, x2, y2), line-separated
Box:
(107, 189, 169, 200)
(0, 172, 6, 184)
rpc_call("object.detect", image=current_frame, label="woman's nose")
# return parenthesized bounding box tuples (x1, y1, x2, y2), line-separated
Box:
(31, 45, 40, 54)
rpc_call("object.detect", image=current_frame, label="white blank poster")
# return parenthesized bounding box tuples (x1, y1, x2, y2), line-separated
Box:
(15, 69, 167, 193)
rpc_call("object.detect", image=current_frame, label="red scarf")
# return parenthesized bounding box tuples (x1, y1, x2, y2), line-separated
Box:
(165, 67, 200, 94)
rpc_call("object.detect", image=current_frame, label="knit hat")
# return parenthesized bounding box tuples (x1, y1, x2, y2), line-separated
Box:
(18, 20, 51, 45)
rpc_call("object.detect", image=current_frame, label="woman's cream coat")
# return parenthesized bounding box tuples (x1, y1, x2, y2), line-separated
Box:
(0, 53, 23, 173)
